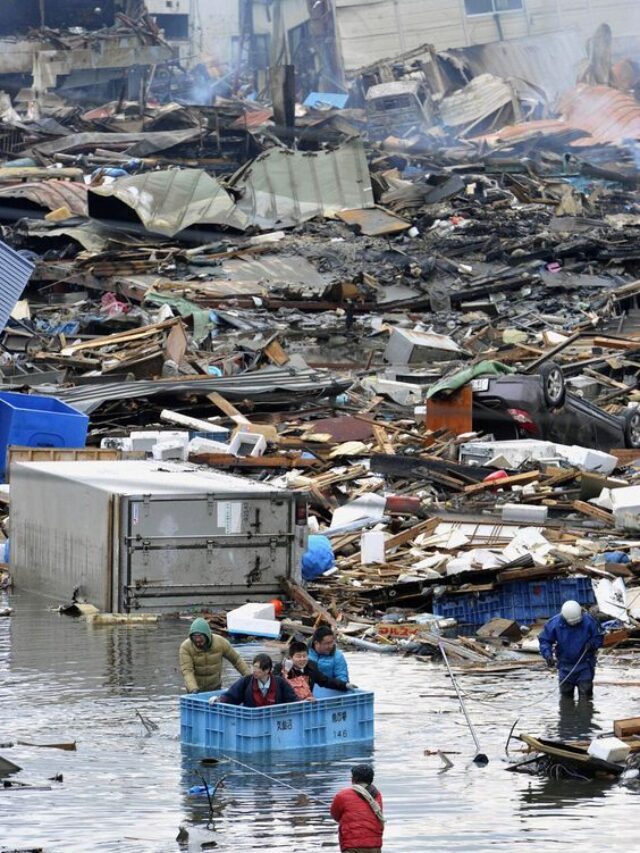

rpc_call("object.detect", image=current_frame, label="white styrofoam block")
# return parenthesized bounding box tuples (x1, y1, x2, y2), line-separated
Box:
(502, 503, 548, 524)
(557, 445, 617, 476)
(229, 431, 267, 458)
(227, 602, 280, 638)
(587, 737, 630, 763)
(610, 485, 640, 530)
(151, 438, 188, 461)
(188, 437, 232, 455)
(130, 430, 160, 451)
(361, 530, 385, 564)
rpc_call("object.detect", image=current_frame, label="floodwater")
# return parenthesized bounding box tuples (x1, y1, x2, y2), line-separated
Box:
(2, 589, 640, 853)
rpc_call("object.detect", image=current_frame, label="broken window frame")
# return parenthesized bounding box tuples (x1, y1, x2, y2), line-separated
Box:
(463, 0, 524, 16)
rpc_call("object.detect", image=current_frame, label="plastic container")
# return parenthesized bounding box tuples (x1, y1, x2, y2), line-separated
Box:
(180, 687, 374, 752)
(0, 392, 88, 480)
(433, 577, 595, 625)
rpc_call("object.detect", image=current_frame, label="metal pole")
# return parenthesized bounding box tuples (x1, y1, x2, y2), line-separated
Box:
(438, 637, 488, 764)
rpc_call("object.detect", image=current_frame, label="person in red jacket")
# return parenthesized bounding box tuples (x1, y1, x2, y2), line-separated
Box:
(330, 764, 384, 853)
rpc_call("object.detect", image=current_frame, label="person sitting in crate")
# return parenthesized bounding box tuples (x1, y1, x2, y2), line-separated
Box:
(278, 640, 356, 701)
(210, 653, 299, 707)
(179, 617, 250, 693)
(309, 626, 350, 682)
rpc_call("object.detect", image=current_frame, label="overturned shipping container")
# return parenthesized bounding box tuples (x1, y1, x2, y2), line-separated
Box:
(11, 460, 306, 612)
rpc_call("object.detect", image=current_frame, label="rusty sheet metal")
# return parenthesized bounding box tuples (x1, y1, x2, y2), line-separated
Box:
(557, 84, 640, 145)
(481, 85, 640, 148)
(231, 108, 274, 130)
(0, 180, 88, 216)
(337, 206, 410, 236)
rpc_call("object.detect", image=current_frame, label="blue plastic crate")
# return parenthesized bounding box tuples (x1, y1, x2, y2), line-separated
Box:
(0, 391, 88, 479)
(503, 577, 596, 623)
(433, 577, 596, 626)
(431, 592, 505, 625)
(180, 686, 374, 753)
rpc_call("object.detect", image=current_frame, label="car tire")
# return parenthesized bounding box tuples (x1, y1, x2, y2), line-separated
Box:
(623, 409, 640, 449)
(539, 361, 565, 408)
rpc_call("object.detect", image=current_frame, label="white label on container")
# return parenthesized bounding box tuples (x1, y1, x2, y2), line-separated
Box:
(217, 501, 242, 534)
(132, 504, 139, 526)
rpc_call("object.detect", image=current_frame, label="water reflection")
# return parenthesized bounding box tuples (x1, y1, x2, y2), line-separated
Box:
(555, 697, 599, 742)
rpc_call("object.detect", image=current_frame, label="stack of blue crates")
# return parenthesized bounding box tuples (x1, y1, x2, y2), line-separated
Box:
(432, 577, 595, 626)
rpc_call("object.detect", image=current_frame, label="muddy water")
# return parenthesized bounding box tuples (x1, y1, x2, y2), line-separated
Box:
(2, 589, 640, 852)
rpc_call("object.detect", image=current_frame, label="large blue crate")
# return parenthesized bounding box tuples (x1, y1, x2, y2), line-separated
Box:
(433, 577, 595, 626)
(180, 686, 374, 753)
(0, 391, 88, 479)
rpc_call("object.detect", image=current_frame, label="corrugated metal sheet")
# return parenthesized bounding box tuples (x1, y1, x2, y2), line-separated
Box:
(231, 139, 374, 229)
(0, 240, 34, 333)
(54, 366, 352, 414)
(558, 84, 640, 145)
(33, 128, 200, 157)
(0, 181, 88, 216)
(443, 31, 583, 101)
(88, 169, 248, 237)
(482, 84, 640, 147)
(439, 74, 515, 130)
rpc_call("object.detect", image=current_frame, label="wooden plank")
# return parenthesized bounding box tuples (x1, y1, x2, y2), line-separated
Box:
(263, 338, 290, 366)
(463, 470, 540, 496)
(609, 449, 640, 467)
(190, 453, 319, 469)
(279, 578, 338, 629)
(593, 336, 640, 351)
(522, 330, 582, 373)
(372, 424, 395, 455)
(614, 717, 640, 739)
(207, 391, 251, 425)
(571, 500, 615, 526)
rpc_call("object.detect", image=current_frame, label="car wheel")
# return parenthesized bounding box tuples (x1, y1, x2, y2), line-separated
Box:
(539, 361, 565, 408)
(624, 409, 640, 448)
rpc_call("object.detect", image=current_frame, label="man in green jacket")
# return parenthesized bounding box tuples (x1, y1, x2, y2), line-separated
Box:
(179, 617, 250, 693)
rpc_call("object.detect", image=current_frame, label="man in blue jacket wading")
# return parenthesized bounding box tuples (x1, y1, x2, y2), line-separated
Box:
(538, 600, 603, 700)
(309, 625, 349, 682)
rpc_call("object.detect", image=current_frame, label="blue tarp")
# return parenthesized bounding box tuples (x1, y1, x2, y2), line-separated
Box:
(303, 92, 349, 110)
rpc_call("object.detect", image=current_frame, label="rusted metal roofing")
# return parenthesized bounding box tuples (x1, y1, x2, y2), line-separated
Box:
(480, 84, 640, 148)
(231, 108, 273, 130)
(0, 180, 88, 216)
(558, 84, 640, 145)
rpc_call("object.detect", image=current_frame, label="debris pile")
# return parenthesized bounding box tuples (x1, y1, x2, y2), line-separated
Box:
(0, 18, 638, 679)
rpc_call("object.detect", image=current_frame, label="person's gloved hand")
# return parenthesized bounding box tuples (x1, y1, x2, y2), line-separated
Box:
(346, 682, 358, 690)
(545, 657, 556, 670)
(208, 695, 220, 705)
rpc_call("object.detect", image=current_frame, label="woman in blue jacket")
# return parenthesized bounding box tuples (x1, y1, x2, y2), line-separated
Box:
(308, 626, 350, 682)
(539, 600, 603, 700)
